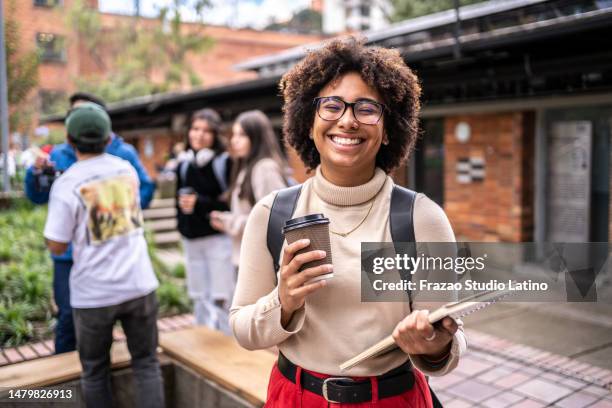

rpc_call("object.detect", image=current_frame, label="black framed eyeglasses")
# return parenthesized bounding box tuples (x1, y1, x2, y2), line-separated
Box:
(314, 96, 385, 125)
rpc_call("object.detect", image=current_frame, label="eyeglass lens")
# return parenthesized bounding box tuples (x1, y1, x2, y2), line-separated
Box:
(317, 98, 382, 125)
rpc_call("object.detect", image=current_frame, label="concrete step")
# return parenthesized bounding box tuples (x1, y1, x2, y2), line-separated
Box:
(149, 198, 176, 209)
(143, 207, 177, 220)
(154, 231, 181, 246)
(146, 218, 178, 232)
(156, 248, 184, 268)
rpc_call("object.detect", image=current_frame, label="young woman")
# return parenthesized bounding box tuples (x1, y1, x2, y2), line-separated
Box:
(175, 108, 234, 333)
(210, 110, 289, 267)
(229, 38, 467, 407)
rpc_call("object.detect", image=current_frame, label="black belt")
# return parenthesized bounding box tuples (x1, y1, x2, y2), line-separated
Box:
(277, 353, 414, 404)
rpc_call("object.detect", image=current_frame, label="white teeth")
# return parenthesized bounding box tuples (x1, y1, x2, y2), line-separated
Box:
(331, 136, 363, 145)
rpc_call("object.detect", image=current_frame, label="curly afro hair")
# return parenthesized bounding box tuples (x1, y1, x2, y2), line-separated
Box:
(279, 37, 421, 173)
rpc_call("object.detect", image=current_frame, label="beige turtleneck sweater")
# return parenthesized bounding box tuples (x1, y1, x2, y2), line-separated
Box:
(230, 166, 467, 377)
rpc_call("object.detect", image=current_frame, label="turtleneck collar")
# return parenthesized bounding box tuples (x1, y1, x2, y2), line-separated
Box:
(312, 166, 387, 206)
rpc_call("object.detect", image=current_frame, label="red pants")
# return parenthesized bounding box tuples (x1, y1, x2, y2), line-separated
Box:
(264, 362, 433, 407)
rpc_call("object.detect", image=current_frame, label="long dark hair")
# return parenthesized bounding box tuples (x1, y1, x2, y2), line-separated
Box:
(230, 110, 288, 205)
(187, 108, 225, 154)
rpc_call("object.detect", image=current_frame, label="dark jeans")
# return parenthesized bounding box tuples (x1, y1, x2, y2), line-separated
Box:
(53, 259, 76, 354)
(73, 291, 165, 408)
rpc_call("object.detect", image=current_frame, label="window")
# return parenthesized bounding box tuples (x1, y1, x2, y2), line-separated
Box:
(33, 0, 62, 7)
(360, 5, 370, 17)
(36, 33, 66, 62)
(39, 90, 67, 116)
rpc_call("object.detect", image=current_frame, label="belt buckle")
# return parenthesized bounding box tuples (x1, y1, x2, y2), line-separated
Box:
(322, 377, 354, 403)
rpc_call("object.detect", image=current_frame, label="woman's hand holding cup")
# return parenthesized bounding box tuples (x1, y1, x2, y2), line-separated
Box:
(178, 187, 197, 214)
(279, 239, 332, 327)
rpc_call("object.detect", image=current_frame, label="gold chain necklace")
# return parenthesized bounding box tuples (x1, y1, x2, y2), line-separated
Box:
(329, 199, 376, 237)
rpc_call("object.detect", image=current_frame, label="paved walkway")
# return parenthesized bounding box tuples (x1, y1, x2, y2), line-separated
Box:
(430, 328, 612, 407)
(2, 315, 611, 407)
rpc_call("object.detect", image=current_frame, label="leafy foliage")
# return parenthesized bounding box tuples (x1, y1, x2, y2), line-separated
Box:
(391, 0, 487, 22)
(4, 0, 40, 133)
(265, 8, 322, 34)
(0, 197, 189, 347)
(68, 0, 214, 103)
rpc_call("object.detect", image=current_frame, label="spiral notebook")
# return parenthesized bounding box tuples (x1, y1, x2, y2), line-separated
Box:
(339, 288, 513, 371)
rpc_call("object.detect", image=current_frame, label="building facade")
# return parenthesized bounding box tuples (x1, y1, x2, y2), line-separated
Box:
(5, 0, 322, 128)
(43, 0, 612, 243)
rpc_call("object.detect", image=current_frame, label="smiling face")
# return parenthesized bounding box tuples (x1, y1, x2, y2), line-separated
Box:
(312, 71, 386, 185)
(231, 122, 252, 159)
(188, 119, 215, 151)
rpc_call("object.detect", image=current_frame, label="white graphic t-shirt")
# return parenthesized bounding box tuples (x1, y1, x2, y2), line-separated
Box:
(44, 154, 159, 308)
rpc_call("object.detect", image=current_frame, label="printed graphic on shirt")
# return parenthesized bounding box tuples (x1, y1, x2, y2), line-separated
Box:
(78, 174, 143, 244)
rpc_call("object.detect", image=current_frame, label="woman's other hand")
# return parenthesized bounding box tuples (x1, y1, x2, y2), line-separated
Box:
(178, 193, 197, 214)
(209, 210, 226, 231)
(392, 310, 457, 361)
(279, 239, 332, 328)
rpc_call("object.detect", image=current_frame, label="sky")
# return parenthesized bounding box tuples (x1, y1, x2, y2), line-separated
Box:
(99, 0, 311, 29)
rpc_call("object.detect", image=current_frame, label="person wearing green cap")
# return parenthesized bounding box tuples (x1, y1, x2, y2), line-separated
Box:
(25, 92, 155, 356)
(43, 103, 165, 408)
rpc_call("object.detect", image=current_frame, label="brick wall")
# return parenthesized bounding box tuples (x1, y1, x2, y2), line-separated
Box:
(444, 112, 535, 242)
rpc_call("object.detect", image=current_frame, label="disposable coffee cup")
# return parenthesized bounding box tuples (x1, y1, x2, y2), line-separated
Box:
(283, 214, 333, 283)
(178, 186, 195, 196)
(178, 187, 196, 214)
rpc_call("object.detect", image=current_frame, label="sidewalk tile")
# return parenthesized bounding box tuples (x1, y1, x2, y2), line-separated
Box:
(454, 357, 494, 377)
(3, 348, 24, 363)
(482, 355, 507, 365)
(16, 345, 37, 360)
(542, 372, 567, 383)
(30, 342, 53, 357)
(42, 339, 55, 353)
(589, 400, 612, 408)
(515, 378, 573, 404)
(509, 399, 547, 408)
(428, 372, 465, 389)
(481, 391, 524, 408)
(584, 366, 609, 378)
(0, 352, 8, 366)
(495, 372, 532, 388)
(478, 366, 514, 383)
(583, 385, 611, 397)
(157, 319, 171, 331)
(523, 366, 545, 376)
(447, 379, 501, 403)
(554, 391, 599, 408)
(445, 398, 472, 408)
(162, 317, 181, 330)
(559, 377, 588, 391)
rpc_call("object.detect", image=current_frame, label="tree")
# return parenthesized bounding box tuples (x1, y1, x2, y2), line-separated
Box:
(68, 0, 213, 104)
(4, 0, 40, 134)
(391, 0, 487, 22)
(265, 8, 322, 34)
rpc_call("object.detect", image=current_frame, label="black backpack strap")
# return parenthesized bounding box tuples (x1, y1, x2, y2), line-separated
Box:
(267, 185, 303, 279)
(389, 184, 416, 249)
(390, 184, 417, 304)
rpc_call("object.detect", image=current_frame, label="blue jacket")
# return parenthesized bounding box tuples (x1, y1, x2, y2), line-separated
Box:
(24, 134, 156, 262)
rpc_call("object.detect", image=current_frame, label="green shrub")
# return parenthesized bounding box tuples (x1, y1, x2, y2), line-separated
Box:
(171, 263, 186, 279)
(157, 282, 190, 316)
(0, 197, 188, 346)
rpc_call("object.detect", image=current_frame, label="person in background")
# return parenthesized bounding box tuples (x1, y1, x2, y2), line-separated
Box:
(210, 110, 290, 268)
(176, 108, 234, 333)
(24, 92, 155, 354)
(44, 103, 164, 408)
